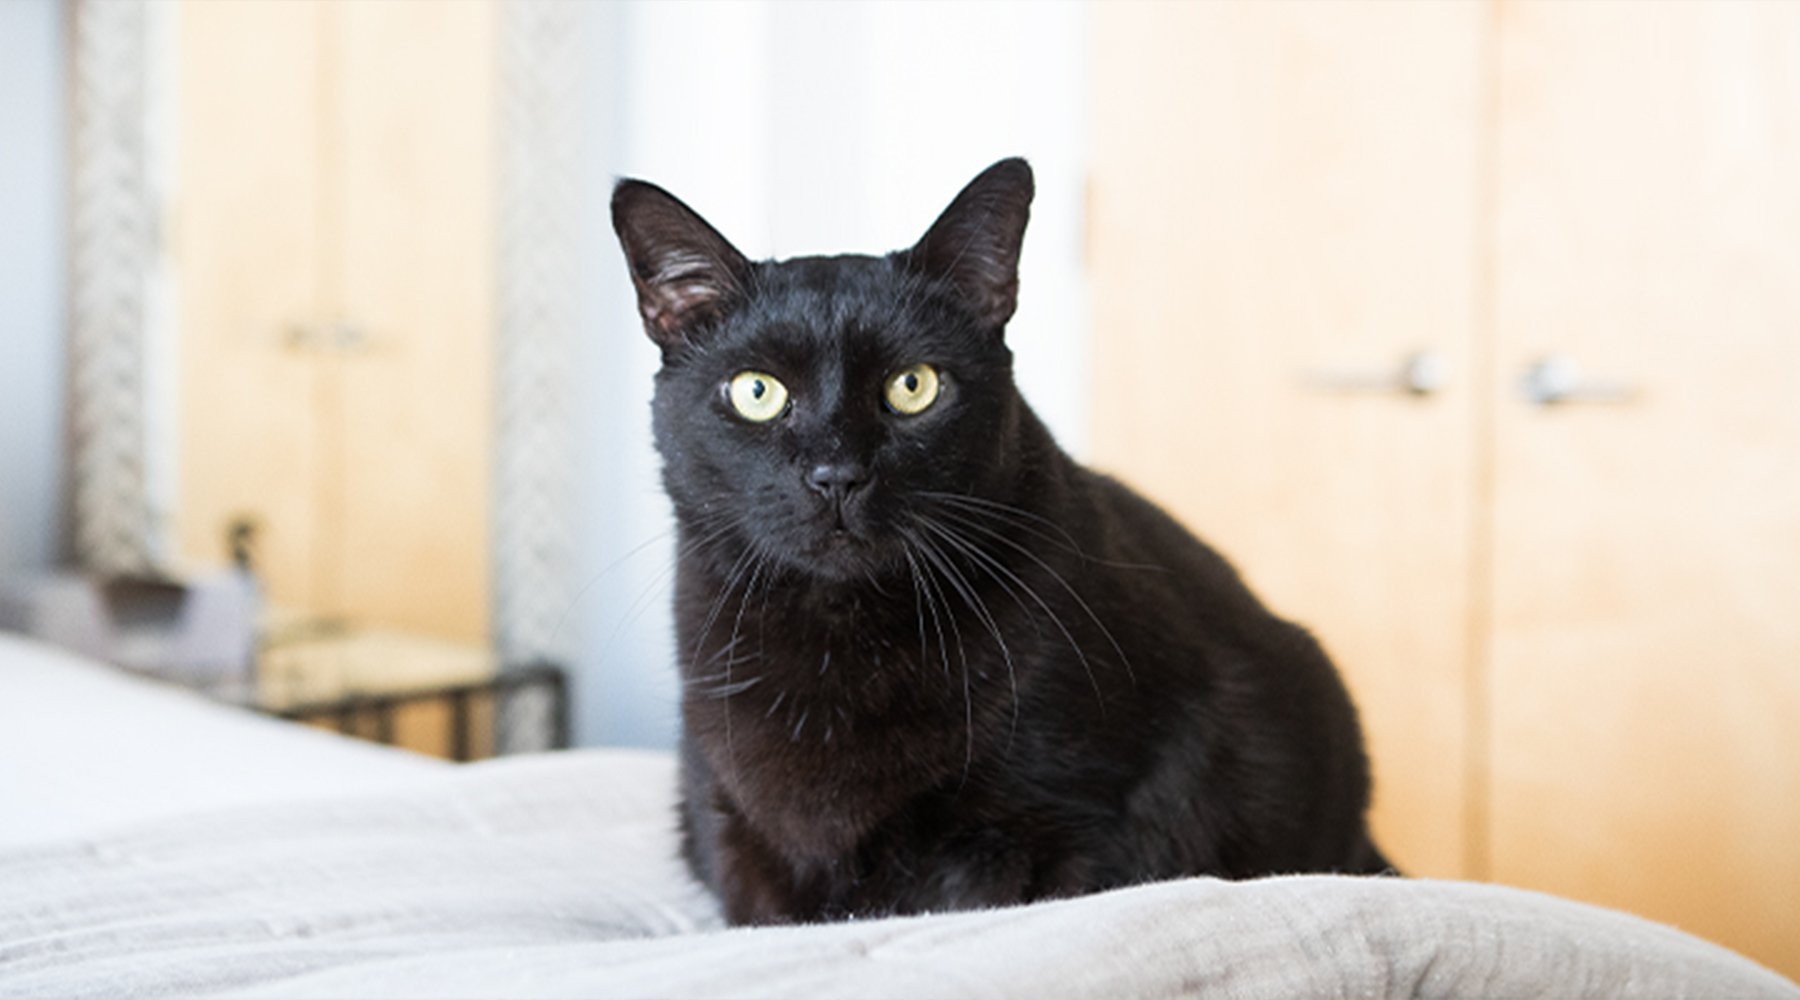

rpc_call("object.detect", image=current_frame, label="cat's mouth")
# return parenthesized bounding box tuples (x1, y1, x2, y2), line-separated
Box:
(817, 513, 872, 551)
(790, 505, 892, 580)
(810, 484, 869, 540)
(776, 481, 901, 580)
(795, 530, 879, 581)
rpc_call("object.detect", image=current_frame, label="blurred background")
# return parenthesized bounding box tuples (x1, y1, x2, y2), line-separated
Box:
(1, 0, 1796, 979)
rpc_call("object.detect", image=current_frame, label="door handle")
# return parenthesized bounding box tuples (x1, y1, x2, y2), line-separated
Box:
(280, 320, 372, 354)
(1519, 355, 1638, 407)
(284, 323, 321, 352)
(1302, 349, 1448, 398)
(330, 320, 369, 353)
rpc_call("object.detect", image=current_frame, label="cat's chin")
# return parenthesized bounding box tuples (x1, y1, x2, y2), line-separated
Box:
(789, 530, 897, 584)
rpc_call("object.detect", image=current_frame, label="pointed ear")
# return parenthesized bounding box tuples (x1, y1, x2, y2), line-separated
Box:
(611, 179, 753, 351)
(901, 158, 1034, 331)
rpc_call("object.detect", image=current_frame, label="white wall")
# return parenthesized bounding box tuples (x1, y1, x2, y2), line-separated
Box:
(0, 0, 68, 575)
(572, 1, 1091, 747)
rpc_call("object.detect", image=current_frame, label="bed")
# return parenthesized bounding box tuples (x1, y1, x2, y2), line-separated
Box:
(2, 632, 1794, 999)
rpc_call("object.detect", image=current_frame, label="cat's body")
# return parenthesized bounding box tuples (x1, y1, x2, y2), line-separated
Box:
(613, 159, 1391, 926)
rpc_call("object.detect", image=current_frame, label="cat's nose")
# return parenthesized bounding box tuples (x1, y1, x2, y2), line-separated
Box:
(806, 462, 869, 502)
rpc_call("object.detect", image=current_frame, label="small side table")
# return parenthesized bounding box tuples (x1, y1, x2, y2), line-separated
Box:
(245, 626, 569, 761)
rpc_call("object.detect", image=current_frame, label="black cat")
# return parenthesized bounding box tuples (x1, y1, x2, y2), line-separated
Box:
(611, 158, 1393, 926)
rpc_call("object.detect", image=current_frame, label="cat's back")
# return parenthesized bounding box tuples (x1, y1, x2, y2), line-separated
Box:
(1046, 462, 1383, 869)
(1067, 461, 1358, 710)
(1064, 464, 1270, 626)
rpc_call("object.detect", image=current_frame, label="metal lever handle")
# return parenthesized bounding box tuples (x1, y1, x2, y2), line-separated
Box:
(330, 320, 367, 351)
(282, 320, 371, 354)
(285, 323, 320, 351)
(1303, 350, 1448, 398)
(1519, 355, 1638, 406)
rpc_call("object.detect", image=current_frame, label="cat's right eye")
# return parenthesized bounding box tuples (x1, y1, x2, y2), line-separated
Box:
(727, 371, 789, 423)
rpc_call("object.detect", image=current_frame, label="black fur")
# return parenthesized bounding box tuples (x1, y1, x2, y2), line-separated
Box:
(611, 158, 1392, 926)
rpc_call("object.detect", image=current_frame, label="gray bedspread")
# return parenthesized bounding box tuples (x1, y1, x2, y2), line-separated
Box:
(2, 749, 1793, 1000)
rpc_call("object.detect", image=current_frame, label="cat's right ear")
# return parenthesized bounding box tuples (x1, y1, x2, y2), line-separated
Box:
(611, 180, 753, 352)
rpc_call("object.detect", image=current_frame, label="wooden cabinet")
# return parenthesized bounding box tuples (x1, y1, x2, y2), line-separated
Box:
(1092, 0, 1800, 978)
(173, 1, 495, 644)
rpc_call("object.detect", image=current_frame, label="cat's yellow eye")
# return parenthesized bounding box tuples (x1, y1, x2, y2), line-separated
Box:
(884, 363, 941, 416)
(728, 371, 789, 422)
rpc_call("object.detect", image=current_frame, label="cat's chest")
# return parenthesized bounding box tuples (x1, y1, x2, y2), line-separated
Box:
(677, 585, 995, 857)
(683, 618, 963, 772)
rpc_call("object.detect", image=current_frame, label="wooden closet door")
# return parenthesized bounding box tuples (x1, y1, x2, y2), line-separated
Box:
(1489, 1, 1800, 978)
(175, 1, 323, 610)
(1090, 2, 1485, 878)
(178, 1, 494, 645)
(328, 1, 496, 644)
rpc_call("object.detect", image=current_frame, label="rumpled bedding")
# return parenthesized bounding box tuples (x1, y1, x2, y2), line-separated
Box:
(4, 748, 1794, 1000)
(0, 634, 443, 850)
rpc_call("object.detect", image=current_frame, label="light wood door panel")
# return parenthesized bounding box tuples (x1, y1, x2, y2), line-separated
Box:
(332, 1, 495, 643)
(175, 1, 322, 610)
(176, 1, 493, 645)
(1091, 1, 1485, 878)
(1489, 1, 1800, 977)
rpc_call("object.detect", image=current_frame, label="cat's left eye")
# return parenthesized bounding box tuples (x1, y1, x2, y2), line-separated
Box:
(884, 363, 941, 416)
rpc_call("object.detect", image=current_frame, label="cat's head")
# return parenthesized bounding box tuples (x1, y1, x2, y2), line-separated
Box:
(612, 158, 1036, 581)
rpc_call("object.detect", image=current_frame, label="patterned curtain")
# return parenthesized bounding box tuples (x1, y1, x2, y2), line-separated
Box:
(68, 0, 155, 575)
(494, 0, 583, 751)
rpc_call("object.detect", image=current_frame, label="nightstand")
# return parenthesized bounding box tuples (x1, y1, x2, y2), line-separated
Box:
(248, 623, 568, 761)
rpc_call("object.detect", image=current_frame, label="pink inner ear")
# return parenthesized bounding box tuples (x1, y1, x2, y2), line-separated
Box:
(646, 280, 723, 338)
(635, 245, 741, 340)
(613, 178, 753, 347)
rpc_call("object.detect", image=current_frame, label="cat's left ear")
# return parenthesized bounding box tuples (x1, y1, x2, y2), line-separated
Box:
(611, 179, 754, 352)
(901, 157, 1034, 332)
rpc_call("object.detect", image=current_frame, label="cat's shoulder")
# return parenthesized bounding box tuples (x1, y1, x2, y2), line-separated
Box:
(1063, 462, 1249, 587)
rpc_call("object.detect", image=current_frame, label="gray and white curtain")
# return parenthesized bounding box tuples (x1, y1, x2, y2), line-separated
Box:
(69, 0, 155, 575)
(493, 0, 582, 751)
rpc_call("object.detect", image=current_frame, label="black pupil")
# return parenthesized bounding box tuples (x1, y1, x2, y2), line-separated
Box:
(903, 373, 919, 392)
(751, 380, 765, 399)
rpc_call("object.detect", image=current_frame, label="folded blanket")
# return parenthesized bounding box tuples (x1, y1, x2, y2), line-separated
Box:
(2, 749, 1792, 999)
